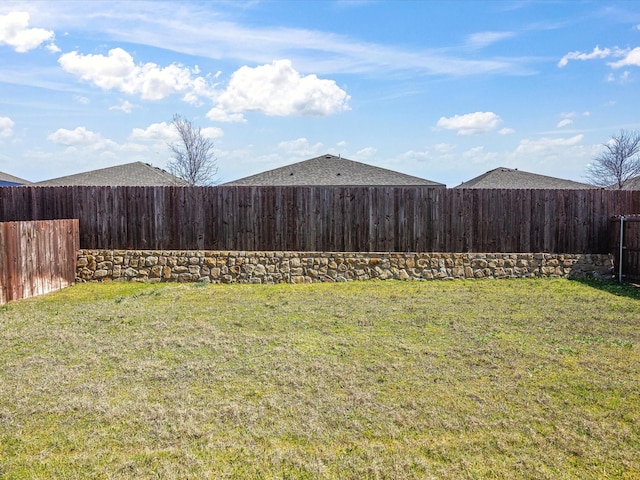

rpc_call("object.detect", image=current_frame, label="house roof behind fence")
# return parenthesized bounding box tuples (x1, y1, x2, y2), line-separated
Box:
(222, 154, 445, 187)
(454, 167, 597, 189)
(619, 176, 640, 190)
(34, 161, 188, 186)
(0, 171, 32, 186)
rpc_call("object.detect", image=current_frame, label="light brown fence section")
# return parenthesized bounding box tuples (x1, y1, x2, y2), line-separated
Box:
(0, 219, 79, 304)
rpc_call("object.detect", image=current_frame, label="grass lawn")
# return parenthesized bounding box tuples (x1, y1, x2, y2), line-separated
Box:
(1, 278, 639, 479)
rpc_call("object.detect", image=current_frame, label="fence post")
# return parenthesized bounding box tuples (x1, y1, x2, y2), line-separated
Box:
(618, 216, 625, 283)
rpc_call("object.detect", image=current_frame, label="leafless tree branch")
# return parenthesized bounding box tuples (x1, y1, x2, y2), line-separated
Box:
(167, 114, 218, 186)
(586, 129, 640, 189)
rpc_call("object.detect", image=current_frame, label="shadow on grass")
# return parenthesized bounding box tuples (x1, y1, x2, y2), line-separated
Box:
(570, 277, 640, 300)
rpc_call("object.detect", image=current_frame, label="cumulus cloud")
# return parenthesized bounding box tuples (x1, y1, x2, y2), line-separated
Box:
(515, 134, 584, 155)
(0, 11, 56, 53)
(129, 122, 177, 142)
(0, 116, 15, 138)
(557, 44, 640, 69)
(434, 143, 456, 154)
(206, 107, 247, 123)
(215, 59, 350, 117)
(129, 121, 222, 145)
(461, 146, 498, 164)
(355, 147, 377, 159)
(498, 128, 515, 135)
(47, 126, 118, 150)
(608, 47, 640, 68)
(58, 47, 215, 101)
(607, 70, 632, 83)
(556, 111, 589, 127)
(277, 137, 324, 156)
(48, 126, 101, 145)
(557, 45, 611, 68)
(109, 100, 133, 113)
(200, 127, 224, 140)
(436, 111, 502, 135)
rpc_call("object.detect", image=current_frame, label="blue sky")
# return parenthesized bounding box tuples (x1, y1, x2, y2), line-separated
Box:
(1, 0, 639, 186)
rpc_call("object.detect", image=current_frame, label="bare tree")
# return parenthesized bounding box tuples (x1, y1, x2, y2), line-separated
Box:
(167, 114, 218, 186)
(586, 129, 640, 189)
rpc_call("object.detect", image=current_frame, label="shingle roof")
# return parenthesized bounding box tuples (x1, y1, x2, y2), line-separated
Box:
(34, 162, 188, 186)
(0, 171, 32, 186)
(620, 176, 640, 190)
(454, 167, 596, 189)
(222, 154, 445, 187)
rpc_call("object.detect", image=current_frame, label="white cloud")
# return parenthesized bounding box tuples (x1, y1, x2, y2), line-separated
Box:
(109, 100, 133, 113)
(608, 47, 640, 68)
(201, 127, 224, 140)
(558, 45, 611, 67)
(399, 143, 457, 163)
(206, 107, 247, 123)
(129, 121, 222, 146)
(129, 122, 177, 142)
(0, 11, 56, 53)
(215, 59, 350, 117)
(515, 134, 584, 155)
(461, 146, 498, 164)
(58, 47, 215, 101)
(277, 137, 324, 156)
(607, 70, 632, 83)
(0, 116, 14, 138)
(557, 118, 573, 128)
(466, 31, 515, 49)
(0, 2, 534, 77)
(498, 128, 515, 135)
(48, 126, 101, 145)
(73, 95, 90, 105)
(47, 126, 117, 150)
(46, 42, 61, 54)
(434, 143, 456, 154)
(401, 149, 431, 161)
(436, 111, 502, 136)
(354, 147, 377, 159)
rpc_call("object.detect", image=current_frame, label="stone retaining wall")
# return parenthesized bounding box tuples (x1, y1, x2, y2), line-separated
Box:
(77, 250, 613, 284)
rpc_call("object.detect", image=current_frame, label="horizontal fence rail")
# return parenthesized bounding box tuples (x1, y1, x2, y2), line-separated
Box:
(1, 186, 640, 253)
(0, 219, 79, 303)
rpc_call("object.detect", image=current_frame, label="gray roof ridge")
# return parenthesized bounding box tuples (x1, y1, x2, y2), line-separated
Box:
(456, 166, 594, 189)
(223, 153, 445, 186)
(33, 161, 187, 186)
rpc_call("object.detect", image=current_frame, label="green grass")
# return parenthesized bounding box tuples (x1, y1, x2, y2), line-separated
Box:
(1, 278, 639, 479)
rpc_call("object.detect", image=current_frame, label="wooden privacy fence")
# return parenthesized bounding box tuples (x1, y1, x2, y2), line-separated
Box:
(610, 215, 640, 281)
(0, 219, 79, 304)
(1, 186, 640, 253)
